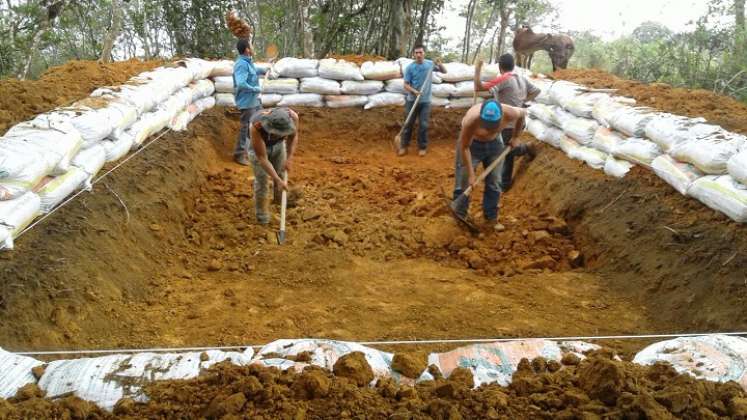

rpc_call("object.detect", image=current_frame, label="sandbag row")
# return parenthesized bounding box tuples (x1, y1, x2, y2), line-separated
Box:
(4, 334, 747, 411)
(527, 76, 747, 223)
(0, 59, 219, 250)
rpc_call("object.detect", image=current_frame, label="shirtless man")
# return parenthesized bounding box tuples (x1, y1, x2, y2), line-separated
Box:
(453, 99, 527, 231)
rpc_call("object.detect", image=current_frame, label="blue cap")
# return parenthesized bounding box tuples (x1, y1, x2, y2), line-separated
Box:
(480, 100, 502, 128)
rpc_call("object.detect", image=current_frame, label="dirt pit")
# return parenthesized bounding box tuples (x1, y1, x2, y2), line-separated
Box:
(1, 61, 747, 415)
(3, 352, 747, 419)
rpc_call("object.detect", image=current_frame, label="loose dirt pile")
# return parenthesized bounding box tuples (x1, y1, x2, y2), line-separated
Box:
(553, 68, 747, 134)
(0, 59, 162, 135)
(327, 54, 387, 65)
(3, 352, 747, 418)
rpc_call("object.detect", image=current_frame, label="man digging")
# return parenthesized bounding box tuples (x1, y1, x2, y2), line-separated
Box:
(249, 107, 299, 225)
(453, 99, 527, 232)
(474, 54, 539, 191)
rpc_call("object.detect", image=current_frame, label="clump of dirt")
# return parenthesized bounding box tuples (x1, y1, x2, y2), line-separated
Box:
(553, 68, 747, 134)
(327, 54, 387, 65)
(391, 352, 429, 378)
(332, 351, 374, 386)
(225, 10, 252, 39)
(2, 353, 745, 418)
(0, 58, 162, 135)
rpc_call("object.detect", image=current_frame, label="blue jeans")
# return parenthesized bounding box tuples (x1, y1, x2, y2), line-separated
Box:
(249, 141, 286, 224)
(453, 136, 505, 221)
(400, 100, 431, 150)
(235, 106, 261, 158)
(500, 128, 529, 190)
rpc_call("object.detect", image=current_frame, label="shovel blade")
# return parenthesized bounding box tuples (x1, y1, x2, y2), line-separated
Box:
(276, 230, 286, 245)
(446, 199, 480, 234)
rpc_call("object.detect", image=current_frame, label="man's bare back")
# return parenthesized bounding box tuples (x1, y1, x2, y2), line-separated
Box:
(460, 102, 526, 143)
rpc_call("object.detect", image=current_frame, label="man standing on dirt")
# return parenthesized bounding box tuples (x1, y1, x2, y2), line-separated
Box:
(453, 99, 527, 231)
(474, 54, 538, 191)
(249, 107, 299, 225)
(233, 38, 267, 166)
(398, 44, 447, 157)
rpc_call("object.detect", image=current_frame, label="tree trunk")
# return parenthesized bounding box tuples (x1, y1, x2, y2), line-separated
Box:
(495, 5, 510, 61)
(100, 0, 123, 62)
(462, 0, 477, 62)
(401, 0, 413, 55)
(299, 0, 314, 57)
(414, 0, 431, 47)
(736, 0, 745, 32)
(471, 2, 498, 63)
(21, 1, 68, 79)
(388, 0, 404, 59)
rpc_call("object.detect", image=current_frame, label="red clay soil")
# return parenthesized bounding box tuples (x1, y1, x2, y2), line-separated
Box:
(553, 68, 747, 135)
(2, 352, 747, 419)
(0, 59, 163, 135)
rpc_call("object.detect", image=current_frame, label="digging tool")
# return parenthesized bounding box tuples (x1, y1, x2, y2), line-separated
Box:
(392, 69, 434, 152)
(276, 171, 288, 245)
(449, 145, 513, 227)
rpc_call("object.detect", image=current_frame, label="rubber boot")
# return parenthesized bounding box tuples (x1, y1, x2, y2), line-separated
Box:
(255, 193, 269, 225)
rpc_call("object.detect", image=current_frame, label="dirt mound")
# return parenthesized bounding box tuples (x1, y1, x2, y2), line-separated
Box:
(553, 68, 747, 134)
(2, 353, 745, 418)
(0, 59, 162, 135)
(327, 54, 387, 65)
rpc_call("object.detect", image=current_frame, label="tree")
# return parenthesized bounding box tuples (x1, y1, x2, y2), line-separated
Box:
(100, 0, 124, 62)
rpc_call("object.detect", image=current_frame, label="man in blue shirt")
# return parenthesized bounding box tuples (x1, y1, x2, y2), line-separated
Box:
(399, 44, 446, 157)
(233, 38, 266, 165)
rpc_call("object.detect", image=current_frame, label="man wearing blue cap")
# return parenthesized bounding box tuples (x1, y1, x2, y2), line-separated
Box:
(453, 99, 527, 231)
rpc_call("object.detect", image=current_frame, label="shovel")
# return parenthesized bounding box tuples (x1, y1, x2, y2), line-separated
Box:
(449, 145, 512, 227)
(276, 171, 288, 245)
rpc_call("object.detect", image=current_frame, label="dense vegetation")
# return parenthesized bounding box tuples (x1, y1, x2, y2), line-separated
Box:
(0, 0, 745, 101)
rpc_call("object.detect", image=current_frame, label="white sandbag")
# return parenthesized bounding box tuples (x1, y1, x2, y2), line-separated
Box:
(96, 85, 159, 118)
(318, 58, 364, 81)
(435, 62, 474, 82)
(39, 349, 254, 412)
(562, 117, 599, 145)
(0, 192, 41, 249)
(340, 80, 384, 95)
(71, 144, 106, 183)
(209, 60, 233, 77)
(609, 106, 654, 137)
(169, 111, 191, 132)
(612, 137, 661, 167)
(188, 79, 215, 101)
(479, 63, 501, 81)
(688, 175, 747, 222)
(591, 127, 626, 154)
(102, 131, 134, 163)
(565, 93, 610, 118)
(651, 155, 704, 195)
(0, 144, 48, 201)
(604, 156, 635, 178)
(544, 126, 564, 148)
(634, 335, 747, 389)
(277, 93, 324, 107)
(300, 77, 341, 95)
(261, 94, 283, 107)
(214, 93, 236, 107)
(324, 95, 369, 108)
(261, 78, 299, 94)
(447, 97, 483, 108)
(385, 78, 406, 94)
(528, 103, 555, 126)
(526, 117, 549, 141)
(531, 78, 555, 105)
(592, 96, 631, 128)
(430, 97, 450, 107)
(254, 339, 398, 384)
(432, 73, 443, 84)
(364, 92, 405, 109)
(158, 88, 193, 120)
(644, 113, 707, 152)
(548, 81, 583, 109)
(422, 340, 599, 387)
(181, 57, 215, 81)
(728, 150, 747, 185)
(36, 168, 88, 213)
(0, 348, 43, 399)
(37, 107, 113, 145)
(129, 109, 171, 147)
(360, 61, 401, 81)
(272, 58, 319, 78)
(669, 130, 746, 174)
(452, 81, 492, 98)
(432, 83, 457, 98)
(254, 62, 272, 74)
(552, 106, 575, 129)
(559, 135, 581, 156)
(568, 145, 608, 169)
(3, 120, 83, 176)
(396, 57, 414, 76)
